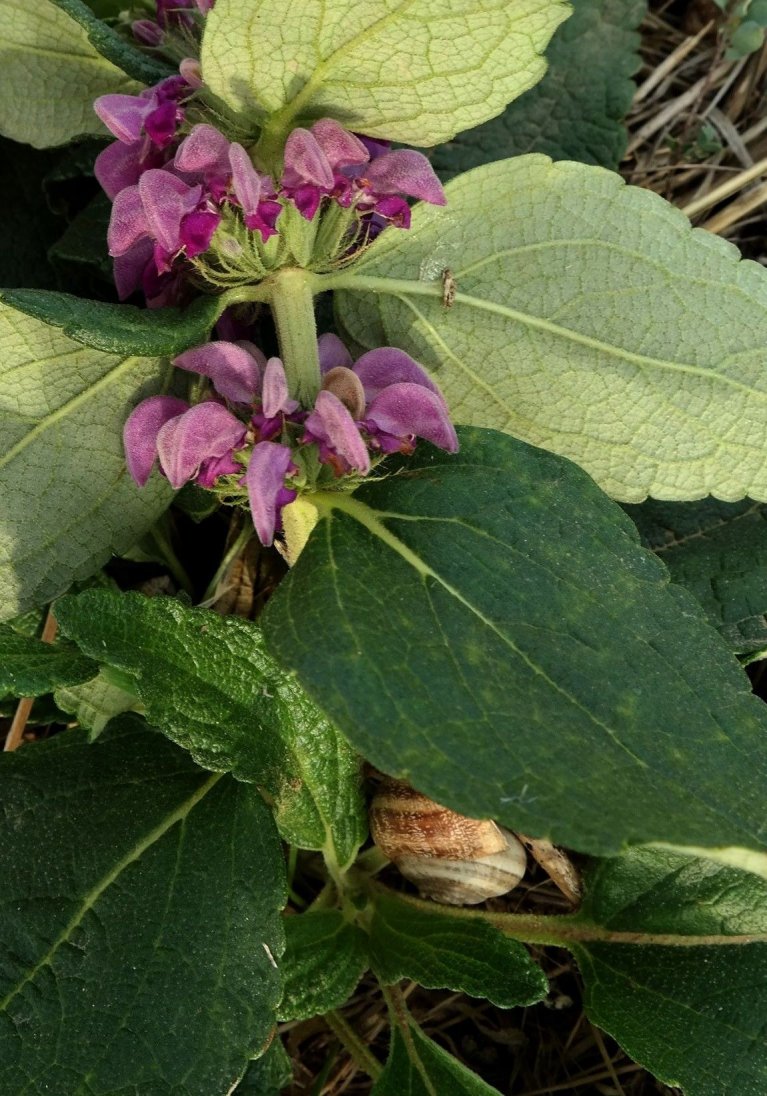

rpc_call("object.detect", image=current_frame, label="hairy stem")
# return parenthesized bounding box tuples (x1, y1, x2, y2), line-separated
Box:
(268, 267, 321, 406)
(323, 1010, 383, 1080)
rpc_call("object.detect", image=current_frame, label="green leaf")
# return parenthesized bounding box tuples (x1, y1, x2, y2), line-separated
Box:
(55, 591, 367, 867)
(369, 892, 547, 1008)
(55, 666, 141, 738)
(201, 0, 571, 146)
(0, 289, 223, 356)
(50, 0, 174, 84)
(48, 193, 113, 278)
(569, 849, 767, 1096)
(0, 625, 96, 695)
(334, 156, 767, 502)
(278, 910, 368, 1021)
(0, 715, 286, 1095)
(625, 498, 767, 653)
(0, 139, 66, 289)
(233, 1038, 293, 1094)
(373, 1022, 501, 1095)
(432, 0, 645, 175)
(0, 0, 141, 148)
(0, 301, 174, 620)
(263, 428, 767, 874)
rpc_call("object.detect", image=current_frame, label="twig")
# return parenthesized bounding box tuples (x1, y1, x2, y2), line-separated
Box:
(4, 609, 58, 752)
(702, 180, 767, 233)
(633, 21, 713, 104)
(681, 152, 767, 217)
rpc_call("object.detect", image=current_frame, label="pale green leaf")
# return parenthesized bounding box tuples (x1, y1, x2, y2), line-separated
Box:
(370, 892, 547, 1007)
(55, 590, 366, 867)
(263, 428, 767, 873)
(0, 302, 173, 620)
(0, 715, 286, 1095)
(0, 0, 140, 148)
(373, 1022, 502, 1095)
(50, 0, 173, 84)
(334, 156, 767, 502)
(278, 910, 368, 1021)
(55, 666, 141, 739)
(201, 0, 571, 146)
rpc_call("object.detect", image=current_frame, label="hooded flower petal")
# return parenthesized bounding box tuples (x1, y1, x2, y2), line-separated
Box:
(262, 356, 299, 417)
(229, 142, 262, 216)
(123, 395, 189, 486)
(113, 237, 154, 300)
(352, 347, 444, 402)
(107, 185, 148, 256)
(364, 150, 446, 204)
(283, 129, 335, 190)
(365, 383, 458, 452)
(94, 94, 154, 144)
(94, 140, 146, 201)
(318, 332, 354, 373)
(305, 391, 371, 474)
(311, 119, 369, 171)
(174, 123, 231, 178)
(156, 401, 246, 488)
(173, 340, 262, 403)
(138, 170, 203, 253)
(245, 441, 296, 545)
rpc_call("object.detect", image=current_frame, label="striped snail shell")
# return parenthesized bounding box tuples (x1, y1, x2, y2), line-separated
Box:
(369, 777, 527, 906)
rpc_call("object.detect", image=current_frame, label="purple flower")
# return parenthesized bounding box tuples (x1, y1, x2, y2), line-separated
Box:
(246, 442, 298, 545)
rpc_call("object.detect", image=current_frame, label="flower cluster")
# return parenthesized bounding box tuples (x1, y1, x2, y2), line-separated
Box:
(132, 0, 213, 48)
(124, 335, 458, 545)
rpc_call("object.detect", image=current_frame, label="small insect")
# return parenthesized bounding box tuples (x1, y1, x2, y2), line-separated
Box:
(441, 267, 457, 308)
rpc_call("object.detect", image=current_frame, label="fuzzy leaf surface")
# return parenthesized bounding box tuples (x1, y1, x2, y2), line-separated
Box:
(568, 849, 767, 1096)
(433, 0, 645, 176)
(370, 892, 547, 1007)
(278, 911, 368, 1021)
(0, 0, 140, 148)
(55, 667, 141, 738)
(263, 428, 767, 872)
(335, 156, 767, 502)
(0, 290, 222, 356)
(55, 591, 366, 867)
(372, 1022, 501, 1095)
(0, 302, 173, 619)
(201, 0, 571, 145)
(51, 0, 173, 84)
(625, 498, 767, 653)
(0, 716, 285, 1095)
(234, 1039, 293, 1094)
(0, 626, 96, 695)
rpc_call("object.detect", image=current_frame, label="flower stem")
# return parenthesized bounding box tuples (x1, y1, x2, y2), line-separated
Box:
(323, 1010, 383, 1080)
(269, 266, 321, 406)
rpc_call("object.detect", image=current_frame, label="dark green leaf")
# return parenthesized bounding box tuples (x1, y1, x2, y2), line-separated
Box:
(0, 715, 285, 1095)
(0, 289, 223, 356)
(432, 0, 645, 175)
(0, 625, 96, 695)
(370, 892, 547, 1008)
(570, 849, 767, 1096)
(48, 193, 112, 277)
(372, 1022, 501, 1095)
(0, 139, 66, 289)
(278, 910, 368, 1021)
(51, 0, 173, 84)
(234, 1038, 292, 1094)
(625, 498, 767, 653)
(263, 428, 767, 874)
(55, 591, 366, 866)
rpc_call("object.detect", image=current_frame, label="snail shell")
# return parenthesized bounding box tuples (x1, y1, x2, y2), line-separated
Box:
(370, 777, 527, 906)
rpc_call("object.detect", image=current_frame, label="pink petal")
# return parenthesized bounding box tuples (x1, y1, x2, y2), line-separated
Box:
(94, 94, 154, 144)
(245, 441, 296, 545)
(174, 123, 231, 178)
(138, 170, 202, 252)
(353, 347, 444, 403)
(262, 357, 298, 417)
(179, 58, 204, 89)
(94, 140, 145, 201)
(113, 238, 154, 300)
(365, 150, 446, 205)
(318, 332, 353, 374)
(228, 142, 262, 216)
(123, 395, 189, 486)
(156, 402, 246, 488)
(173, 341, 262, 403)
(306, 391, 370, 473)
(283, 129, 334, 190)
(107, 185, 149, 256)
(311, 119, 369, 171)
(366, 383, 458, 452)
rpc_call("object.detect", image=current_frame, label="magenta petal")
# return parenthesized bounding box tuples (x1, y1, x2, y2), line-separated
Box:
(179, 209, 221, 256)
(318, 332, 353, 374)
(144, 99, 181, 149)
(245, 441, 295, 546)
(132, 18, 164, 46)
(262, 356, 298, 417)
(283, 129, 334, 189)
(113, 238, 154, 300)
(123, 395, 189, 486)
(306, 391, 370, 473)
(139, 170, 202, 252)
(365, 150, 446, 205)
(311, 119, 369, 171)
(174, 123, 231, 178)
(108, 185, 149, 256)
(156, 402, 246, 488)
(95, 140, 145, 200)
(353, 347, 444, 403)
(366, 383, 458, 452)
(173, 340, 261, 403)
(229, 142, 262, 216)
(94, 94, 154, 144)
